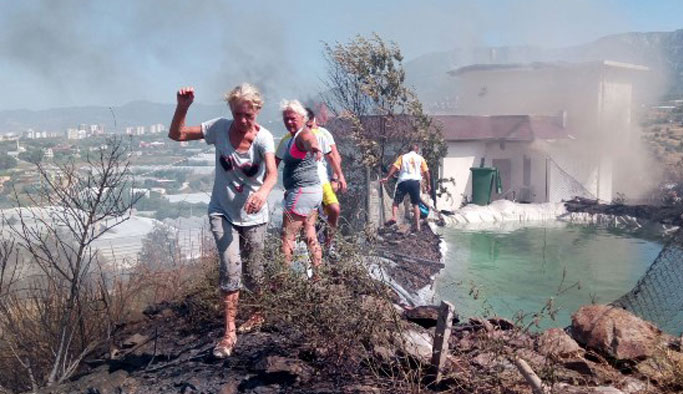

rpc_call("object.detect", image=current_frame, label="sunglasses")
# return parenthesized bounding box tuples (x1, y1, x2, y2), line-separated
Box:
(219, 155, 259, 177)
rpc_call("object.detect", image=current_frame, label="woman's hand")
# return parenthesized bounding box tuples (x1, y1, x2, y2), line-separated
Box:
(312, 147, 322, 161)
(176, 87, 195, 109)
(245, 190, 267, 214)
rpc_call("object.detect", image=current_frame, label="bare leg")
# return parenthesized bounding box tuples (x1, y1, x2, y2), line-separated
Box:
(323, 203, 340, 248)
(214, 290, 239, 357)
(281, 212, 305, 266)
(391, 203, 399, 222)
(303, 210, 322, 270)
(223, 290, 239, 339)
(413, 204, 421, 231)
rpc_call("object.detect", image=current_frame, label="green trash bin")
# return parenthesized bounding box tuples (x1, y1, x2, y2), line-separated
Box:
(470, 167, 502, 206)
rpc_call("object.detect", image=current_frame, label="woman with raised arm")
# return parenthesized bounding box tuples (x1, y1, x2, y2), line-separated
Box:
(168, 83, 277, 358)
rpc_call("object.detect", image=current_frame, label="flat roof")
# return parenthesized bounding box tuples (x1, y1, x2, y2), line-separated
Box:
(449, 60, 649, 77)
(434, 114, 569, 142)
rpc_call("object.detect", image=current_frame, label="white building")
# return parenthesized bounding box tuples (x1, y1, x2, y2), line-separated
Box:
(149, 123, 166, 134)
(436, 60, 648, 211)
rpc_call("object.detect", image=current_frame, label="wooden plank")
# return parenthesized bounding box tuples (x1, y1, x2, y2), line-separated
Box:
(430, 300, 455, 382)
(513, 357, 547, 394)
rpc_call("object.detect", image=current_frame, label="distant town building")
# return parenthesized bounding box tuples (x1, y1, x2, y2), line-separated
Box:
(42, 148, 54, 159)
(149, 123, 166, 134)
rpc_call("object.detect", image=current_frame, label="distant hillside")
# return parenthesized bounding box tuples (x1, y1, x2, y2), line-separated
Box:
(0, 101, 220, 134)
(405, 29, 683, 112)
(0, 101, 286, 135)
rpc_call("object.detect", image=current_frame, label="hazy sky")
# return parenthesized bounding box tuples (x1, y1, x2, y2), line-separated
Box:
(0, 0, 681, 111)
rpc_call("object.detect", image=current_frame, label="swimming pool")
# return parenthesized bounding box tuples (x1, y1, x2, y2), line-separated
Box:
(435, 223, 664, 330)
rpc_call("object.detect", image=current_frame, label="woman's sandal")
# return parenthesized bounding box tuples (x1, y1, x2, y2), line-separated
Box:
(213, 335, 236, 359)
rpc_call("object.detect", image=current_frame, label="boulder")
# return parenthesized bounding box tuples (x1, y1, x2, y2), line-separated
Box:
(570, 305, 661, 361)
(538, 328, 582, 358)
(401, 329, 433, 362)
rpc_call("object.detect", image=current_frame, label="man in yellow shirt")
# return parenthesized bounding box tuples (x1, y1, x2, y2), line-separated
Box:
(380, 144, 431, 232)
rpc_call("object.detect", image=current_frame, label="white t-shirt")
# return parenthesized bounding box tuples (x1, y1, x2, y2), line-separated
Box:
(202, 118, 275, 226)
(314, 127, 335, 183)
(393, 151, 428, 184)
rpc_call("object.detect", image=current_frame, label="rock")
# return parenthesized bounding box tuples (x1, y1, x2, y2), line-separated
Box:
(403, 305, 439, 327)
(487, 316, 515, 330)
(562, 358, 597, 376)
(471, 352, 513, 370)
(175, 379, 198, 393)
(554, 383, 625, 393)
(618, 377, 649, 394)
(122, 333, 149, 348)
(219, 380, 240, 394)
(468, 317, 494, 332)
(253, 356, 313, 383)
(342, 384, 382, 393)
(373, 345, 396, 363)
(401, 329, 433, 362)
(37, 369, 130, 394)
(403, 305, 459, 328)
(538, 328, 582, 358)
(571, 305, 662, 361)
(515, 348, 546, 368)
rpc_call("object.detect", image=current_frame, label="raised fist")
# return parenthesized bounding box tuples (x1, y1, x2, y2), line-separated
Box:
(176, 87, 195, 108)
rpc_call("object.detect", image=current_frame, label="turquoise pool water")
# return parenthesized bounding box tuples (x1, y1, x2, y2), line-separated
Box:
(435, 223, 664, 330)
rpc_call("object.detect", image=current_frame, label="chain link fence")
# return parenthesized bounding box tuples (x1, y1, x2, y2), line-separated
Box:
(547, 156, 597, 202)
(613, 229, 683, 335)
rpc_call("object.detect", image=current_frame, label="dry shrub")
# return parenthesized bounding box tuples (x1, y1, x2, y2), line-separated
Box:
(0, 271, 115, 392)
(257, 234, 413, 378)
(105, 229, 219, 323)
(639, 343, 683, 392)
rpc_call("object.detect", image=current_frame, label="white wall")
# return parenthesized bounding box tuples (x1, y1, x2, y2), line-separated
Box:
(438, 142, 486, 211)
(453, 64, 643, 203)
(483, 141, 548, 203)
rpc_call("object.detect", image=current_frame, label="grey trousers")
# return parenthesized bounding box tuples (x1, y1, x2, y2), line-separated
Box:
(209, 215, 266, 293)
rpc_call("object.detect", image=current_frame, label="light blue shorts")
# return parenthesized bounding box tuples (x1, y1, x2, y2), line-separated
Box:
(283, 185, 322, 218)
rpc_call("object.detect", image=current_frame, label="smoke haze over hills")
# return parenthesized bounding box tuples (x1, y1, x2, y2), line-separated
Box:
(2, 29, 683, 133)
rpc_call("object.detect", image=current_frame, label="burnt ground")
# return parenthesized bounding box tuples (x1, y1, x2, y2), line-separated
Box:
(565, 197, 683, 226)
(31, 224, 447, 394)
(37, 302, 400, 394)
(374, 222, 444, 294)
(27, 214, 679, 394)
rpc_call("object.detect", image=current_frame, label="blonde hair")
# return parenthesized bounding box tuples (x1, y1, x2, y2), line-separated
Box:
(279, 99, 308, 120)
(224, 83, 264, 111)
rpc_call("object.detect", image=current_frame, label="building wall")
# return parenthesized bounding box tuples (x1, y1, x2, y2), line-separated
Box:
(439, 138, 611, 210)
(453, 64, 640, 203)
(483, 141, 548, 203)
(438, 141, 486, 210)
